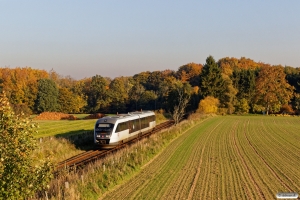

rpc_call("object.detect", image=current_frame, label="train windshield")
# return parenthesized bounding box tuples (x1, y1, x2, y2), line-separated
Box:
(95, 123, 114, 133)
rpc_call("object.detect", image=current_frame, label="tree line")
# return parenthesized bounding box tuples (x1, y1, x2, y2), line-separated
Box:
(1, 55, 300, 116)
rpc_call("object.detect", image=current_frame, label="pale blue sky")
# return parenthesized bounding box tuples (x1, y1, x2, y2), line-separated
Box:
(1, 1, 300, 79)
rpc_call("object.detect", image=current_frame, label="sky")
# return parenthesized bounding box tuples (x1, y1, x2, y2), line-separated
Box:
(1, 1, 300, 80)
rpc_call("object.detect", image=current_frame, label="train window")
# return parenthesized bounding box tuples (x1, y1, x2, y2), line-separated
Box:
(116, 122, 128, 133)
(141, 117, 151, 129)
(130, 119, 140, 133)
(128, 120, 133, 133)
(95, 123, 114, 132)
(135, 119, 141, 130)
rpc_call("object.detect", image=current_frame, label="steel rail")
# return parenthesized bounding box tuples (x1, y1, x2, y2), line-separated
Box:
(55, 120, 174, 174)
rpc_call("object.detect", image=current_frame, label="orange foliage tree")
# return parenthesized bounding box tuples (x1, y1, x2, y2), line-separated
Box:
(255, 65, 294, 114)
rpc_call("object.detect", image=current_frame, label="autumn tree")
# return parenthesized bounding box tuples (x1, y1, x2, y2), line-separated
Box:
(0, 67, 48, 114)
(176, 63, 202, 86)
(0, 92, 52, 199)
(35, 78, 59, 113)
(218, 57, 260, 77)
(197, 96, 219, 114)
(58, 87, 86, 113)
(0, 78, 3, 93)
(255, 65, 294, 114)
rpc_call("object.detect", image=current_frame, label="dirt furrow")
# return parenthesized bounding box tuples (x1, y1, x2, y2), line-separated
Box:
(229, 120, 252, 199)
(246, 119, 299, 191)
(187, 120, 224, 200)
(99, 116, 300, 200)
(101, 117, 218, 200)
(244, 121, 294, 192)
(231, 120, 266, 199)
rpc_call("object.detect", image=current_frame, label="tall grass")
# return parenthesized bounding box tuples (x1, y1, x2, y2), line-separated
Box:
(34, 136, 87, 164)
(36, 113, 211, 200)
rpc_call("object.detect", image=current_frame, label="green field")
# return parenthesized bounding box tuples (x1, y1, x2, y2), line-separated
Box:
(33, 112, 169, 138)
(102, 116, 300, 199)
(33, 119, 97, 138)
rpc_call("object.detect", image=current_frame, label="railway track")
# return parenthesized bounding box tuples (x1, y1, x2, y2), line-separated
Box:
(55, 120, 174, 173)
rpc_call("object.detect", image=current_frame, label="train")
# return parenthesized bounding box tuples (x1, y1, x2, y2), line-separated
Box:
(94, 111, 156, 148)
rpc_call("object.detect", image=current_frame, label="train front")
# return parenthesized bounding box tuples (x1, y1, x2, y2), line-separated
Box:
(94, 117, 116, 148)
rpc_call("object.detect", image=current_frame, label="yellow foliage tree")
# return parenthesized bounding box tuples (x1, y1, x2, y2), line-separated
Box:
(197, 96, 219, 114)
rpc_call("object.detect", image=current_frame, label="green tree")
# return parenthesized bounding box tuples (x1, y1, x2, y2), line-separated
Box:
(139, 90, 158, 110)
(145, 71, 163, 91)
(294, 93, 300, 113)
(0, 92, 52, 199)
(235, 98, 250, 114)
(132, 71, 151, 88)
(284, 66, 300, 93)
(232, 68, 257, 112)
(35, 79, 59, 113)
(129, 83, 145, 111)
(109, 77, 129, 113)
(155, 75, 177, 111)
(58, 87, 86, 113)
(86, 75, 110, 113)
(199, 56, 227, 101)
(255, 65, 294, 115)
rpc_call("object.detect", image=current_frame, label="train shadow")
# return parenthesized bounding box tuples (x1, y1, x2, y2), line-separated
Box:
(54, 130, 95, 150)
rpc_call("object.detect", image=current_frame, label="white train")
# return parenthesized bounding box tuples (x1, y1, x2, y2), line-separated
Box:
(94, 111, 156, 148)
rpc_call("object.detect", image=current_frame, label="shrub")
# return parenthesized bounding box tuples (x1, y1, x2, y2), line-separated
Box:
(0, 92, 53, 199)
(197, 96, 219, 114)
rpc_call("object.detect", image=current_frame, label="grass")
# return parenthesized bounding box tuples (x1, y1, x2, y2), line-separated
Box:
(35, 113, 210, 199)
(33, 112, 171, 164)
(103, 115, 300, 199)
(33, 111, 169, 138)
(33, 119, 97, 138)
(34, 114, 300, 199)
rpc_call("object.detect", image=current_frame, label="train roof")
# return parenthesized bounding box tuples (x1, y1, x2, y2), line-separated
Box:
(95, 111, 155, 124)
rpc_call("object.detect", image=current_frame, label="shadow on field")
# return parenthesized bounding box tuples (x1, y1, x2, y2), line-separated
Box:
(55, 130, 95, 150)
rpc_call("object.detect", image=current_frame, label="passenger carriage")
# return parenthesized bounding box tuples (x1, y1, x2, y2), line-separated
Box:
(94, 111, 156, 148)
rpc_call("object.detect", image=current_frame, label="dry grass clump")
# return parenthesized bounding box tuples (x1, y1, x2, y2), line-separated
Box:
(83, 113, 106, 119)
(34, 112, 78, 120)
(34, 137, 86, 164)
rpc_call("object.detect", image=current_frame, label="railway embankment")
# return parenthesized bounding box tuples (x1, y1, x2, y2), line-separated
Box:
(36, 113, 212, 199)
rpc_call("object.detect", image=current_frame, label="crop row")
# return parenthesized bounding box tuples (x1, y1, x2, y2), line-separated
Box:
(103, 116, 300, 199)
